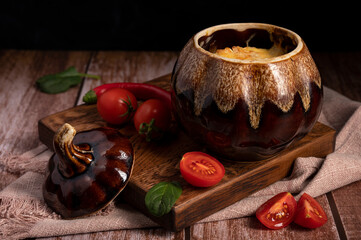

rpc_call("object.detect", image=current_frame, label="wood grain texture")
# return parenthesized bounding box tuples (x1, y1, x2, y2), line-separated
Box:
(42, 51, 181, 239)
(40, 227, 185, 240)
(2, 50, 361, 239)
(38, 75, 172, 150)
(38, 74, 336, 231)
(313, 52, 361, 240)
(191, 195, 339, 240)
(77, 51, 178, 106)
(330, 181, 361, 239)
(0, 50, 93, 157)
(190, 52, 361, 240)
(0, 50, 93, 190)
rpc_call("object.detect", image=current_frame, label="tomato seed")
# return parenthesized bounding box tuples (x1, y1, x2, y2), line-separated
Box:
(186, 160, 218, 175)
(312, 207, 321, 217)
(267, 209, 289, 222)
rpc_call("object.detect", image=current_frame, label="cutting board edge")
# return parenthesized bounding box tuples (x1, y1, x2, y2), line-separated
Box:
(172, 127, 335, 230)
(38, 118, 55, 151)
(121, 122, 336, 231)
(36, 74, 337, 232)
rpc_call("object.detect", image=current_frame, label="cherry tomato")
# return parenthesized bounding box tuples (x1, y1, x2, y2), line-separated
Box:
(294, 193, 327, 228)
(256, 192, 297, 229)
(97, 88, 137, 125)
(133, 99, 171, 141)
(179, 152, 225, 187)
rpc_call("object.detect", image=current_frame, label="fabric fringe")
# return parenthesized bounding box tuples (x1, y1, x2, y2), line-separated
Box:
(0, 185, 114, 239)
(0, 145, 57, 239)
(0, 196, 59, 239)
(0, 145, 115, 239)
(0, 144, 50, 176)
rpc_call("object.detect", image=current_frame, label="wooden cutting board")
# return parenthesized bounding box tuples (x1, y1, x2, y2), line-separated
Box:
(38, 74, 336, 231)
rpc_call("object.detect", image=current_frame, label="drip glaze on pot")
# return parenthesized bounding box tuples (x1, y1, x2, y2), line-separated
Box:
(43, 125, 134, 218)
(171, 23, 323, 160)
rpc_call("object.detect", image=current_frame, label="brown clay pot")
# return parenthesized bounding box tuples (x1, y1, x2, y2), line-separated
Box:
(171, 23, 323, 161)
(43, 124, 134, 218)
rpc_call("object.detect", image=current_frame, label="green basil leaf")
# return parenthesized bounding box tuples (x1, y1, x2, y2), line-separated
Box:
(145, 181, 182, 217)
(36, 66, 100, 94)
(36, 75, 82, 94)
(55, 66, 79, 77)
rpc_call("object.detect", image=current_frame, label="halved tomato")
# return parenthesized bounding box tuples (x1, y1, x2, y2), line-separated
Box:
(294, 193, 327, 228)
(179, 152, 225, 187)
(256, 192, 297, 229)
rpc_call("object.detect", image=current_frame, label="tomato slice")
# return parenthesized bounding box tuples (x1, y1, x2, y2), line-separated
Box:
(256, 192, 297, 229)
(294, 193, 327, 228)
(179, 152, 225, 187)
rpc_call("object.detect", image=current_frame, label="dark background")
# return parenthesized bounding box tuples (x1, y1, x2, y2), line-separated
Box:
(0, 1, 359, 52)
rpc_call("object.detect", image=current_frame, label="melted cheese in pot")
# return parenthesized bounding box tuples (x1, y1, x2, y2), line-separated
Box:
(215, 45, 285, 60)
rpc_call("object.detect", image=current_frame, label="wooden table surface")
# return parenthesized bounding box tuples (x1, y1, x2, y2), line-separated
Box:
(0, 50, 360, 240)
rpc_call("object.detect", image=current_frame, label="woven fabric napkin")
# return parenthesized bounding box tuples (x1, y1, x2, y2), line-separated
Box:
(1, 86, 361, 239)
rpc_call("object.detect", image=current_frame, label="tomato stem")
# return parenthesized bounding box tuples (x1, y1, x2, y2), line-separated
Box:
(139, 118, 161, 142)
(119, 95, 135, 118)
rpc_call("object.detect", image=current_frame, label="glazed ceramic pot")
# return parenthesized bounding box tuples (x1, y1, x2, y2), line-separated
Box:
(171, 23, 323, 161)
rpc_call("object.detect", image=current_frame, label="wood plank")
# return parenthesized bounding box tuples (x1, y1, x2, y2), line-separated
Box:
(190, 51, 361, 240)
(40, 228, 185, 240)
(313, 51, 361, 240)
(330, 181, 361, 239)
(0, 50, 182, 240)
(38, 74, 336, 231)
(191, 195, 339, 240)
(45, 51, 181, 240)
(4, 50, 359, 239)
(313, 52, 361, 240)
(189, 51, 361, 240)
(0, 50, 93, 156)
(0, 50, 93, 190)
(38, 74, 172, 149)
(76, 51, 179, 106)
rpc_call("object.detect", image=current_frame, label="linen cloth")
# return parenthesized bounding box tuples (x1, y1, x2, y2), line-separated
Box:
(1, 86, 361, 239)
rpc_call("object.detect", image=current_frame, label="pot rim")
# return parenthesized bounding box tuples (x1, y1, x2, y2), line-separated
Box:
(193, 23, 304, 64)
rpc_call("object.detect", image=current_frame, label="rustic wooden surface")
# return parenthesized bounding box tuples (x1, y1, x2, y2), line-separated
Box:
(37, 74, 335, 231)
(0, 50, 360, 239)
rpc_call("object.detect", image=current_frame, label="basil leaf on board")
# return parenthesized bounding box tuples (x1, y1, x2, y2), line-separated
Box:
(36, 66, 100, 94)
(145, 181, 182, 217)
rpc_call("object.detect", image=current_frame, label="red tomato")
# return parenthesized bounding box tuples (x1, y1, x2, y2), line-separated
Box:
(294, 193, 327, 228)
(179, 152, 225, 187)
(256, 192, 297, 229)
(133, 99, 171, 141)
(97, 88, 137, 125)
